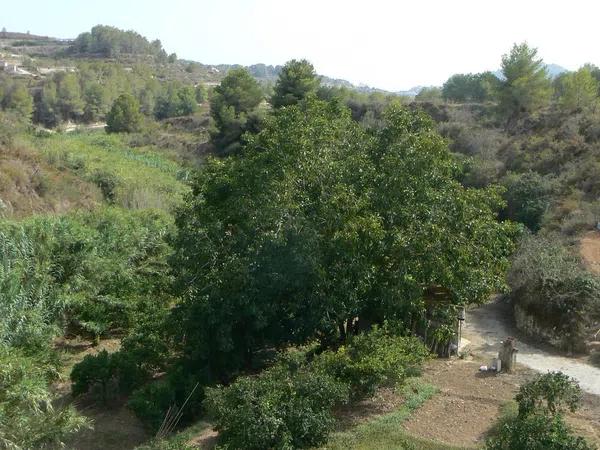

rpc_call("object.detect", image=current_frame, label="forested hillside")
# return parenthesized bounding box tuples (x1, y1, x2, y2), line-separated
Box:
(0, 24, 599, 450)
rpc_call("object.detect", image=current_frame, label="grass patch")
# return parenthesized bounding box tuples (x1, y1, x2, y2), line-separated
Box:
(322, 378, 463, 450)
(30, 131, 189, 211)
(134, 421, 213, 450)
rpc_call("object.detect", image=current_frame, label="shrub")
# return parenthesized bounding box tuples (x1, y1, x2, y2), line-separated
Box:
(515, 372, 582, 417)
(70, 350, 118, 401)
(0, 346, 89, 449)
(205, 365, 349, 450)
(486, 413, 593, 450)
(486, 371, 592, 450)
(106, 94, 143, 133)
(91, 169, 120, 203)
(312, 328, 430, 399)
(129, 379, 177, 431)
(508, 234, 600, 351)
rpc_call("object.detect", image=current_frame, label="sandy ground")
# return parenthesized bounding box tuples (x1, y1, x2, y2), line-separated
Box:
(404, 359, 527, 448)
(581, 230, 600, 276)
(462, 297, 600, 396)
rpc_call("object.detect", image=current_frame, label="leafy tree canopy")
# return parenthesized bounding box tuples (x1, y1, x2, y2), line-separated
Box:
(171, 98, 518, 379)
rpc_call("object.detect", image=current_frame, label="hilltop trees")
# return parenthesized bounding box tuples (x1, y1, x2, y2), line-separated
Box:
(170, 98, 517, 381)
(498, 43, 552, 118)
(271, 59, 320, 108)
(442, 72, 499, 103)
(154, 83, 198, 119)
(71, 25, 167, 59)
(106, 93, 143, 133)
(209, 68, 263, 155)
(557, 66, 599, 111)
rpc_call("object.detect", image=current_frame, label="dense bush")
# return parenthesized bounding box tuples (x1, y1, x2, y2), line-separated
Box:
(486, 413, 593, 450)
(312, 328, 430, 398)
(508, 234, 600, 351)
(501, 171, 555, 231)
(91, 169, 120, 203)
(106, 94, 143, 133)
(205, 364, 349, 450)
(515, 372, 582, 417)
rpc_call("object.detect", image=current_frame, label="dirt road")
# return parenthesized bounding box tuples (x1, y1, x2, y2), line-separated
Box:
(462, 298, 600, 396)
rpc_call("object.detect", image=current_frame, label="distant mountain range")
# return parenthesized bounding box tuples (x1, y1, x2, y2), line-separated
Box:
(492, 63, 568, 81)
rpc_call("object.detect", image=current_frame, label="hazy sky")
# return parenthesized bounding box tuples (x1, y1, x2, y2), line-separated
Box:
(4, 0, 599, 91)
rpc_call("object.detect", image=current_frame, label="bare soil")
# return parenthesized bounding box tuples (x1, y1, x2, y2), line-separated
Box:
(403, 359, 529, 448)
(53, 337, 150, 450)
(581, 230, 600, 275)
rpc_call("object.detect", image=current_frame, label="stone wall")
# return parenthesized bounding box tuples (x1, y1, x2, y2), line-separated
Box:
(514, 305, 567, 350)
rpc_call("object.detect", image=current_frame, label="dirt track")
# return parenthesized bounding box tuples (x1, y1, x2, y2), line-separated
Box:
(462, 298, 600, 396)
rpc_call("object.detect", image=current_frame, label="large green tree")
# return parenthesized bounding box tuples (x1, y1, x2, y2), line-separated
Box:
(271, 59, 320, 108)
(209, 68, 263, 155)
(170, 99, 518, 380)
(498, 43, 552, 119)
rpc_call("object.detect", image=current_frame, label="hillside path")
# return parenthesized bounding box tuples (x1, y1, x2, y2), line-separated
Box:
(462, 298, 600, 396)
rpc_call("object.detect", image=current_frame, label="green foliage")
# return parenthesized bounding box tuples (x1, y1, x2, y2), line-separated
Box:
(128, 364, 205, 432)
(91, 169, 120, 202)
(0, 78, 33, 120)
(415, 87, 443, 103)
(0, 207, 175, 345)
(172, 98, 517, 379)
(0, 346, 89, 449)
(205, 364, 349, 450)
(508, 234, 600, 351)
(71, 25, 167, 59)
(56, 72, 85, 121)
(128, 380, 177, 431)
(499, 43, 552, 118)
(501, 171, 555, 231)
(194, 84, 206, 104)
(313, 329, 430, 398)
(154, 83, 198, 119)
(0, 228, 60, 351)
(486, 413, 593, 450)
(558, 66, 600, 111)
(442, 72, 499, 103)
(271, 59, 320, 108)
(515, 372, 583, 417)
(486, 372, 591, 450)
(106, 93, 143, 133)
(209, 68, 263, 155)
(70, 350, 117, 400)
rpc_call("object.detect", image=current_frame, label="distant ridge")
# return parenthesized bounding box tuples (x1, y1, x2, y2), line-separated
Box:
(493, 63, 568, 80)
